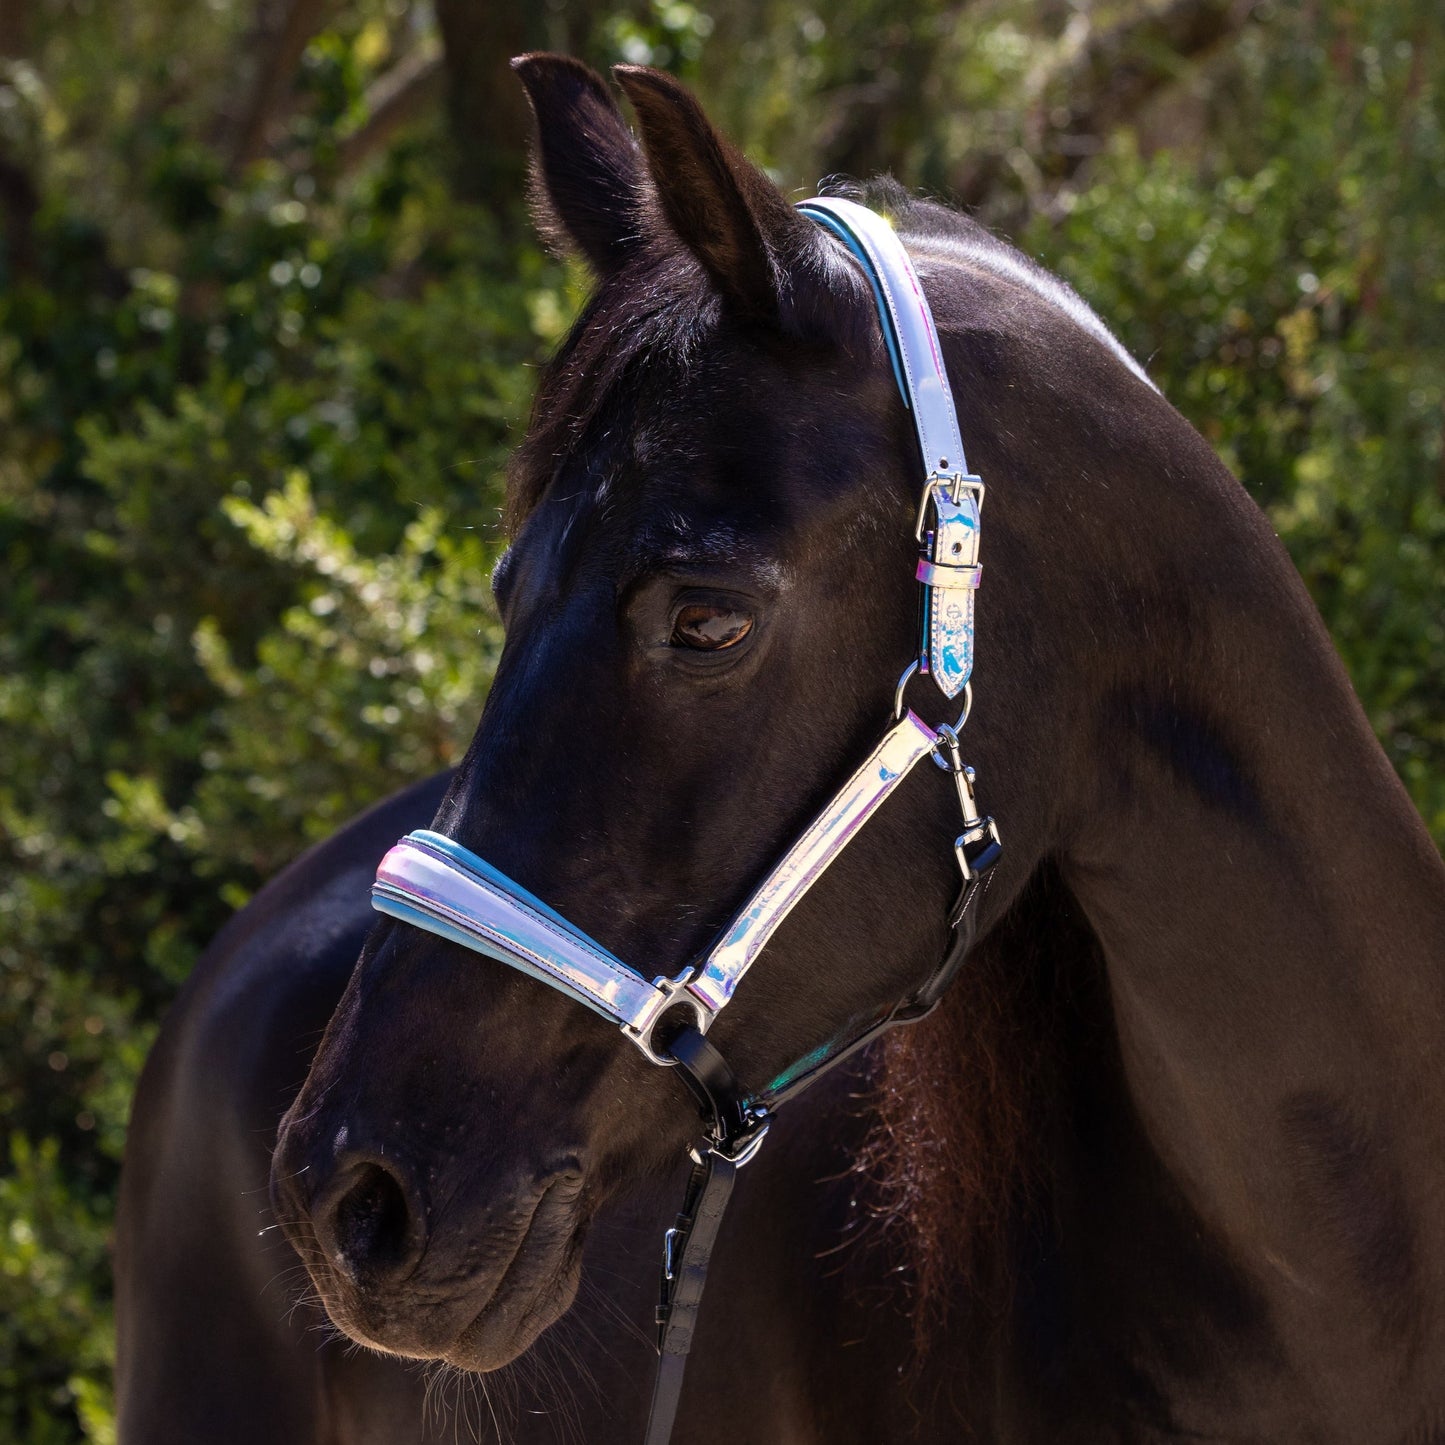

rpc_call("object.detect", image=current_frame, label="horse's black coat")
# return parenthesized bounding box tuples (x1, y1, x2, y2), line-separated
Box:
(116, 55, 1445, 1443)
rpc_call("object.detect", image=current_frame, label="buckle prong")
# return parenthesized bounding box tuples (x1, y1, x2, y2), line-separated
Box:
(915, 472, 984, 540)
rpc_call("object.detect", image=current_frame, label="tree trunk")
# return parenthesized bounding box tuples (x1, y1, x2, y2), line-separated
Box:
(817, 10, 963, 186)
(224, 0, 337, 173)
(0, 151, 38, 279)
(952, 0, 1257, 212)
(433, 0, 550, 213)
(1041, 0, 1252, 173)
(0, 0, 37, 278)
(0, 0, 30, 58)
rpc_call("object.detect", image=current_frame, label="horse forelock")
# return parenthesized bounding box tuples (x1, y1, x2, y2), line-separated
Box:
(505, 208, 889, 538)
(505, 247, 721, 536)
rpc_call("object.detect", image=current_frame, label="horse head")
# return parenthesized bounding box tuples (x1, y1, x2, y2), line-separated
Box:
(269, 54, 1167, 1374)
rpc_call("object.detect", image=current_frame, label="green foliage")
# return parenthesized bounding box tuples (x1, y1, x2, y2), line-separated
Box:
(0, 1139, 113, 1445)
(1, 0, 1440, 1439)
(1, 25, 568, 1431)
(1028, 0, 1445, 834)
(188, 473, 502, 879)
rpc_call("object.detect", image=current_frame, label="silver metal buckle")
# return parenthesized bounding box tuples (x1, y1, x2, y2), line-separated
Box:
(624, 973, 715, 1067)
(913, 471, 984, 542)
(711, 1117, 771, 1166)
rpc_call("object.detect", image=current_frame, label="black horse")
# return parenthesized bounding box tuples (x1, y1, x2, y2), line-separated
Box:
(116, 55, 1445, 1443)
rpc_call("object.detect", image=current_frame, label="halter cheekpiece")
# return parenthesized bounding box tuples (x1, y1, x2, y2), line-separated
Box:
(369, 197, 1001, 1445)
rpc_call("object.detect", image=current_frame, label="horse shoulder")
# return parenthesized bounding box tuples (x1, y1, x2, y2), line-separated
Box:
(114, 772, 450, 1445)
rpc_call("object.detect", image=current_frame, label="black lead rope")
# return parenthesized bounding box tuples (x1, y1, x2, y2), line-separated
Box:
(644, 1146, 739, 1445)
(642, 828, 998, 1445)
(644, 1027, 759, 1445)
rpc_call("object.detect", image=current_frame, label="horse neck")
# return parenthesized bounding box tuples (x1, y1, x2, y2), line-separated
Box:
(965, 349, 1445, 1393)
(1042, 398, 1445, 1098)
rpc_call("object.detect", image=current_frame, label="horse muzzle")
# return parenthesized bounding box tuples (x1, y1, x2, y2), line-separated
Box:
(270, 1123, 589, 1370)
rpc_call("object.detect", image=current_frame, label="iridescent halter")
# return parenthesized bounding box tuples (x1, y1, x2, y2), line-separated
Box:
(369, 197, 1001, 1445)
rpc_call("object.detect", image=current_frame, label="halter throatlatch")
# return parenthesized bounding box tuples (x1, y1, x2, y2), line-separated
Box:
(368, 196, 1001, 1445)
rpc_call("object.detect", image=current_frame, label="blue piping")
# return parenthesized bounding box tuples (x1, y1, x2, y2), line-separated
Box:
(798, 203, 911, 408)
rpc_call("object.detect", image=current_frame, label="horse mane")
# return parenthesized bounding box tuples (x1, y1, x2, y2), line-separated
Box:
(504, 252, 708, 534)
(852, 857, 1092, 1351)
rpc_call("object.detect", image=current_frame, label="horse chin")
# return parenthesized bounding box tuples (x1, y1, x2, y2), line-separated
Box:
(443, 1252, 585, 1372)
(310, 1255, 584, 1372)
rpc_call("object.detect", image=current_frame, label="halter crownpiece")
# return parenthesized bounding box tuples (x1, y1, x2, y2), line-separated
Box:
(367, 198, 1001, 1445)
(800, 198, 982, 699)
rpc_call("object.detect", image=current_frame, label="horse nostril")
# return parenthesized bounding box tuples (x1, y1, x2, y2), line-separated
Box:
(323, 1160, 423, 1284)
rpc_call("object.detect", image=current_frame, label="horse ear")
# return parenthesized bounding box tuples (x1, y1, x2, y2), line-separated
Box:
(511, 53, 644, 276)
(611, 64, 829, 331)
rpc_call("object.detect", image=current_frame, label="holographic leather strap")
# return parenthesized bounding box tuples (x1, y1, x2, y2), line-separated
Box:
(372, 830, 690, 1054)
(799, 197, 982, 699)
(797, 198, 967, 478)
(371, 709, 940, 1065)
(686, 709, 938, 1012)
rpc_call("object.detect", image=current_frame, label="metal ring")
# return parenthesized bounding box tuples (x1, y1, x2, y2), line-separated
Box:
(895, 662, 974, 738)
(893, 658, 923, 720)
(928, 683, 974, 767)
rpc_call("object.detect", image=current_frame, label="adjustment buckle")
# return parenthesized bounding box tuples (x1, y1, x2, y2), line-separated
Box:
(914, 471, 985, 542)
(712, 1113, 770, 1166)
(915, 476, 982, 700)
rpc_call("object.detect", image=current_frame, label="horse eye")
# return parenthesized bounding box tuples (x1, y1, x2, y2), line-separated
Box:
(670, 603, 754, 651)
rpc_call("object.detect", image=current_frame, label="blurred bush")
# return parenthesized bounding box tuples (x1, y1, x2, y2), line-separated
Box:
(1, 43, 567, 1432)
(1027, 6, 1443, 833)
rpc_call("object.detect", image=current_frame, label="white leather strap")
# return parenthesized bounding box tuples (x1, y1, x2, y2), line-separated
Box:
(688, 709, 939, 1012)
(798, 197, 967, 478)
(373, 831, 693, 1053)
(800, 197, 981, 700)
(370, 710, 940, 1061)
